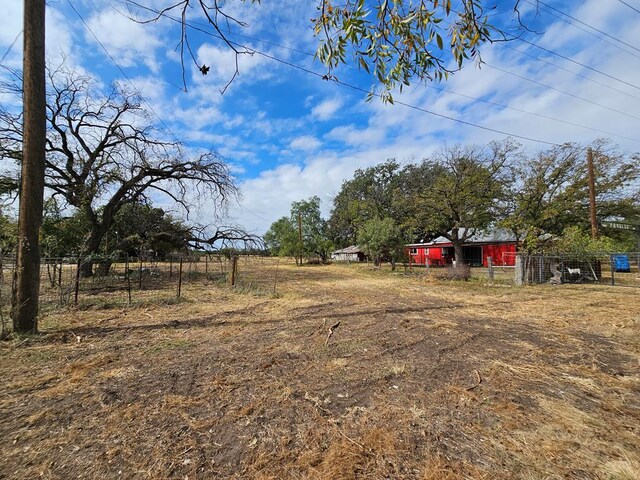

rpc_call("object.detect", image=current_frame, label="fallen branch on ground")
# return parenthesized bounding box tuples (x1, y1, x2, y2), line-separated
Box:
(325, 321, 341, 346)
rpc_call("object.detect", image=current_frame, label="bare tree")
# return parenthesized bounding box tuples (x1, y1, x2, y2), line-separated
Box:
(0, 64, 238, 276)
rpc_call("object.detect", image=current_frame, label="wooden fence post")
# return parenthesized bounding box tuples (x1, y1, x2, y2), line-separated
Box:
(126, 257, 132, 305)
(487, 256, 494, 283)
(74, 258, 80, 306)
(229, 255, 238, 287)
(177, 258, 183, 298)
(138, 256, 143, 289)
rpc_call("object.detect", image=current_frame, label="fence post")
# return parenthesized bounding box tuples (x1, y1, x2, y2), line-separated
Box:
(177, 258, 183, 298)
(126, 257, 132, 305)
(487, 256, 494, 283)
(273, 258, 279, 295)
(425, 258, 430, 276)
(205, 255, 209, 277)
(58, 259, 63, 306)
(74, 258, 80, 306)
(138, 256, 143, 289)
(169, 258, 173, 279)
(610, 255, 615, 286)
(514, 255, 524, 286)
(229, 255, 238, 287)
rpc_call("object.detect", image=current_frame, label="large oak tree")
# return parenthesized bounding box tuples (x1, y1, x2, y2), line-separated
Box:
(0, 65, 237, 276)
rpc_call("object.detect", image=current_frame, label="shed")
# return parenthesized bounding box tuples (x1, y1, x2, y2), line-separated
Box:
(331, 245, 367, 262)
(406, 229, 518, 267)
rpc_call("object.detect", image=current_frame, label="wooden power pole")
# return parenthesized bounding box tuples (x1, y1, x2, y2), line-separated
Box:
(12, 0, 47, 333)
(586, 147, 598, 240)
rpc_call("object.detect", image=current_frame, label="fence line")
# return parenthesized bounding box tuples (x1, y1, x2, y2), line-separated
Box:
(0, 255, 282, 325)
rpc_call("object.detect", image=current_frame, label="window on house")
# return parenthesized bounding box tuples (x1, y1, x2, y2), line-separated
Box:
(410, 248, 418, 255)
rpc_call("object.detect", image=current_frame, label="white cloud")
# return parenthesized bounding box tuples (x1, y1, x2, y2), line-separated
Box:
(289, 135, 321, 151)
(311, 97, 343, 120)
(86, 8, 163, 73)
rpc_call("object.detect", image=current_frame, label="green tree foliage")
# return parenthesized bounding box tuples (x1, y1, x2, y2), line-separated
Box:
(314, 0, 495, 100)
(264, 217, 299, 259)
(329, 160, 404, 246)
(407, 141, 517, 264)
(158, 0, 501, 100)
(265, 196, 333, 264)
(356, 216, 406, 269)
(503, 141, 640, 253)
(109, 203, 191, 258)
(550, 226, 619, 257)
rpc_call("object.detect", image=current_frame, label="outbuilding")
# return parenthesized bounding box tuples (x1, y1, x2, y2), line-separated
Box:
(331, 245, 367, 262)
(406, 229, 518, 267)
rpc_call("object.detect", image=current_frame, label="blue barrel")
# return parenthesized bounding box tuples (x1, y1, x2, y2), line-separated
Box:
(612, 255, 631, 273)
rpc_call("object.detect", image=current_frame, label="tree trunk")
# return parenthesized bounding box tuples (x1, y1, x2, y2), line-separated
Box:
(79, 228, 106, 277)
(11, 0, 46, 334)
(452, 240, 466, 266)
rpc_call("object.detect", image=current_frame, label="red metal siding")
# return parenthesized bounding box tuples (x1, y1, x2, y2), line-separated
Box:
(408, 242, 517, 267)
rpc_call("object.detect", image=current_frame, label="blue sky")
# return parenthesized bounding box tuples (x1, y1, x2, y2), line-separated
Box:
(2, 0, 640, 236)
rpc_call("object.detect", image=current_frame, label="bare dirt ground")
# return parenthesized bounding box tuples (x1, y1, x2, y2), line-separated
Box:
(1, 261, 639, 479)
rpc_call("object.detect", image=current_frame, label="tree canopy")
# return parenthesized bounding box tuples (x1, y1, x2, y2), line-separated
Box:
(0, 64, 239, 274)
(265, 196, 333, 264)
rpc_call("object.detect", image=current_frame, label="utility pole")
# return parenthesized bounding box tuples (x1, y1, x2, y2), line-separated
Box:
(297, 212, 303, 266)
(586, 147, 598, 240)
(12, 0, 47, 333)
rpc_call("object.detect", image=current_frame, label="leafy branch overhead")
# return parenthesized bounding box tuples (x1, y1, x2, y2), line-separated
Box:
(314, 0, 495, 100)
(130, 0, 499, 99)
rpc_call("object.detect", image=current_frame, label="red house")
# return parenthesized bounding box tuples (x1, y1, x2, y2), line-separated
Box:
(406, 229, 518, 267)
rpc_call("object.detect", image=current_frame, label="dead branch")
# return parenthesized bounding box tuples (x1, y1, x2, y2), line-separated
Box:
(324, 321, 340, 346)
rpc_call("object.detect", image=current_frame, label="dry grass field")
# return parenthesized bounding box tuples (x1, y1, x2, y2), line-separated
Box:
(1, 260, 639, 479)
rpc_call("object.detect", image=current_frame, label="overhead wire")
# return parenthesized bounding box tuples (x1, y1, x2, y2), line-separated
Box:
(616, 0, 640, 15)
(119, 0, 566, 146)
(484, 62, 640, 122)
(0, 30, 23, 66)
(521, 0, 640, 61)
(523, 0, 640, 55)
(515, 36, 640, 92)
(499, 43, 640, 101)
(121, 0, 640, 143)
(66, 0, 182, 144)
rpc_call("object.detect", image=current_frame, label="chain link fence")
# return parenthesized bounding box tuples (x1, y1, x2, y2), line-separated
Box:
(514, 253, 640, 287)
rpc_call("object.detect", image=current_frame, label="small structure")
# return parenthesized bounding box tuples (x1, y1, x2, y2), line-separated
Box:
(331, 245, 367, 262)
(406, 229, 518, 267)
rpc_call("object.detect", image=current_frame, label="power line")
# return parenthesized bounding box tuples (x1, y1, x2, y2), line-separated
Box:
(515, 36, 640, 93)
(522, 0, 640, 61)
(616, 0, 640, 15)
(118, 0, 638, 144)
(500, 43, 640, 102)
(422, 84, 640, 143)
(524, 0, 640, 55)
(66, 0, 181, 144)
(484, 62, 640, 122)
(0, 30, 22, 66)
(134, 7, 561, 146)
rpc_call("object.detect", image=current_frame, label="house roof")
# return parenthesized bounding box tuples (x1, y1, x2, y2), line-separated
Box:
(407, 228, 517, 247)
(332, 245, 363, 254)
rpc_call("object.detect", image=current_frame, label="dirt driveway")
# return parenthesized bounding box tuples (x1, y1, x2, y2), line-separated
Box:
(1, 263, 639, 479)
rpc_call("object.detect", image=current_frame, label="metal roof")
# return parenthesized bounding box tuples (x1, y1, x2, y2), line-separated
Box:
(332, 245, 364, 254)
(407, 228, 517, 247)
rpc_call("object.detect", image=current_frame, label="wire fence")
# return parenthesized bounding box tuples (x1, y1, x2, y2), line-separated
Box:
(399, 252, 640, 287)
(0, 255, 281, 330)
(514, 253, 640, 287)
